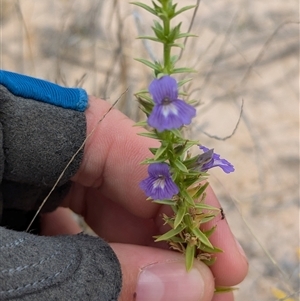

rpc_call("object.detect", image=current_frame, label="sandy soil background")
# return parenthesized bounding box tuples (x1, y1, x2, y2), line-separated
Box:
(1, 1, 299, 300)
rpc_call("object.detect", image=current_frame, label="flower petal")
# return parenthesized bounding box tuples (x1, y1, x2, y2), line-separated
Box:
(148, 162, 170, 177)
(149, 76, 178, 104)
(211, 158, 235, 173)
(139, 163, 179, 200)
(148, 100, 196, 132)
(173, 99, 196, 125)
(199, 145, 209, 153)
(199, 145, 234, 174)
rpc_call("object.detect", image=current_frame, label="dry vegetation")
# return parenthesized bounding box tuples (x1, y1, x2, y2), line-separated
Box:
(1, 1, 299, 300)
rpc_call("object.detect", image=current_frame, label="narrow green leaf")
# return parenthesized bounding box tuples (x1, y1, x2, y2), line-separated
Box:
(193, 182, 210, 200)
(173, 144, 187, 156)
(139, 106, 151, 116)
(183, 212, 194, 228)
(133, 121, 147, 127)
(174, 205, 186, 229)
(180, 190, 195, 206)
(151, 0, 160, 12)
(152, 199, 175, 206)
(200, 215, 217, 224)
(168, 3, 177, 19)
(135, 89, 149, 95)
(155, 224, 185, 242)
(156, 72, 167, 79)
(194, 203, 220, 211)
(137, 94, 153, 103)
(149, 147, 157, 155)
(199, 243, 223, 253)
(168, 23, 182, 42)
(135, 58, 160, 71)
(154, 144, 168, 160)
(152, 26, 166, 41)
(170, 55, 179, 64)
(180, 140, 198, 154)
(174, 22, 182, 33)
(215, 286, 238, 293)
(185, 172, 206, 178)
(137, 132, 159, 139)
(177, 78, 193, 87)
(183, 177, 202, 188)
(169, 43, 185, 49)
(191, 227, 213, 248)
(140, 158, 166, 164)
(172, 67, 197, 74)
(177, 32, 198, 39)
(173, 5, 196, 17)
(203, 225, 217, 238)
(170, 128, 184, 139)
(168, 236, 185, 243)
(185, 243, 195, 271)
(187, 99, 199, 106)
(131, 2, 157, 15)
(183, 155, 199, 168)
(173, 159, 189, 173)
(153, 20, 163, 31)
(157, 11, 168, 21)
(137, 36, 162, 43)
(139, 106, 150, 116)
(174, 141, 195, 156)
(178, 91, 189, 97)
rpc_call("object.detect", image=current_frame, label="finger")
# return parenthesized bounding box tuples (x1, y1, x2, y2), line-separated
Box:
(82, 188, 158, 246)
(201, 187, 248, 287)
(68, 96, 159, 218)
(40, 207, 82, 236)
(111, 243, 215, 301)
(80, 186, 248, 288)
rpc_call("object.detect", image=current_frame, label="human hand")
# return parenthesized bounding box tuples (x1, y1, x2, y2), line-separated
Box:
(41, 96, 248, 301)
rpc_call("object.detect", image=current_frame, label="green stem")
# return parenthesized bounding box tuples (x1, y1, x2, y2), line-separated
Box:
(163, 22, 171, 73)
(162, 3, 171, 74)
(164, 46, 171, 73)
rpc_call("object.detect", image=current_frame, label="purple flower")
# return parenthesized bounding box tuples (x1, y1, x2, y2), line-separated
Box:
(198, 145, 234, 174)
(148, 76, 196, 132)
(140, 163, 179, 200)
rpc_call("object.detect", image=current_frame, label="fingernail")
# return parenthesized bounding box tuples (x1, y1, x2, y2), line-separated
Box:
(136, 260, 205, 301)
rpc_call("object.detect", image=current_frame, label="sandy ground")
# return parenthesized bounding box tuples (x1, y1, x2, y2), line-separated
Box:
(1, 1, 299, 300)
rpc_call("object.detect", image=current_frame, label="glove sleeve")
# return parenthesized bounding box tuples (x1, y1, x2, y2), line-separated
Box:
(0, 72, 87, 231)
(0, 70, 88, 111)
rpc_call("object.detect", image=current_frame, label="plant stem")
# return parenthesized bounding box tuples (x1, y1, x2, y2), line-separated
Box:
(162, 5, 171, 73)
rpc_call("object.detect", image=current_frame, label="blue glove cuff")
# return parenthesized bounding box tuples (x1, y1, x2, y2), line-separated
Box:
(0, 70, 88, 112)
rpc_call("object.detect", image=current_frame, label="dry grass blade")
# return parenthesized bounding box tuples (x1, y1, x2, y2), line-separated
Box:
(178, 0, 202, 61)
(25, 90, 127, 232)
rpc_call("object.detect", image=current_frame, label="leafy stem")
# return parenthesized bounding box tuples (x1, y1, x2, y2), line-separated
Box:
(133, 0, 235, 279)
(161, 1, 171, 73)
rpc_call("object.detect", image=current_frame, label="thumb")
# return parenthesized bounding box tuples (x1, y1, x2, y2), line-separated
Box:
(111, 243, 215, 301)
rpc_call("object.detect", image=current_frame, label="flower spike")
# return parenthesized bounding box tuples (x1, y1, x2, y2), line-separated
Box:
(133, 0, 236, 275)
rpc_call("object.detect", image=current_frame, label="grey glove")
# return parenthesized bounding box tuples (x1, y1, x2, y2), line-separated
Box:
(0, 75, 122, 300)
(0, 227, 122, 301)
(0, 84, 85, 231)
